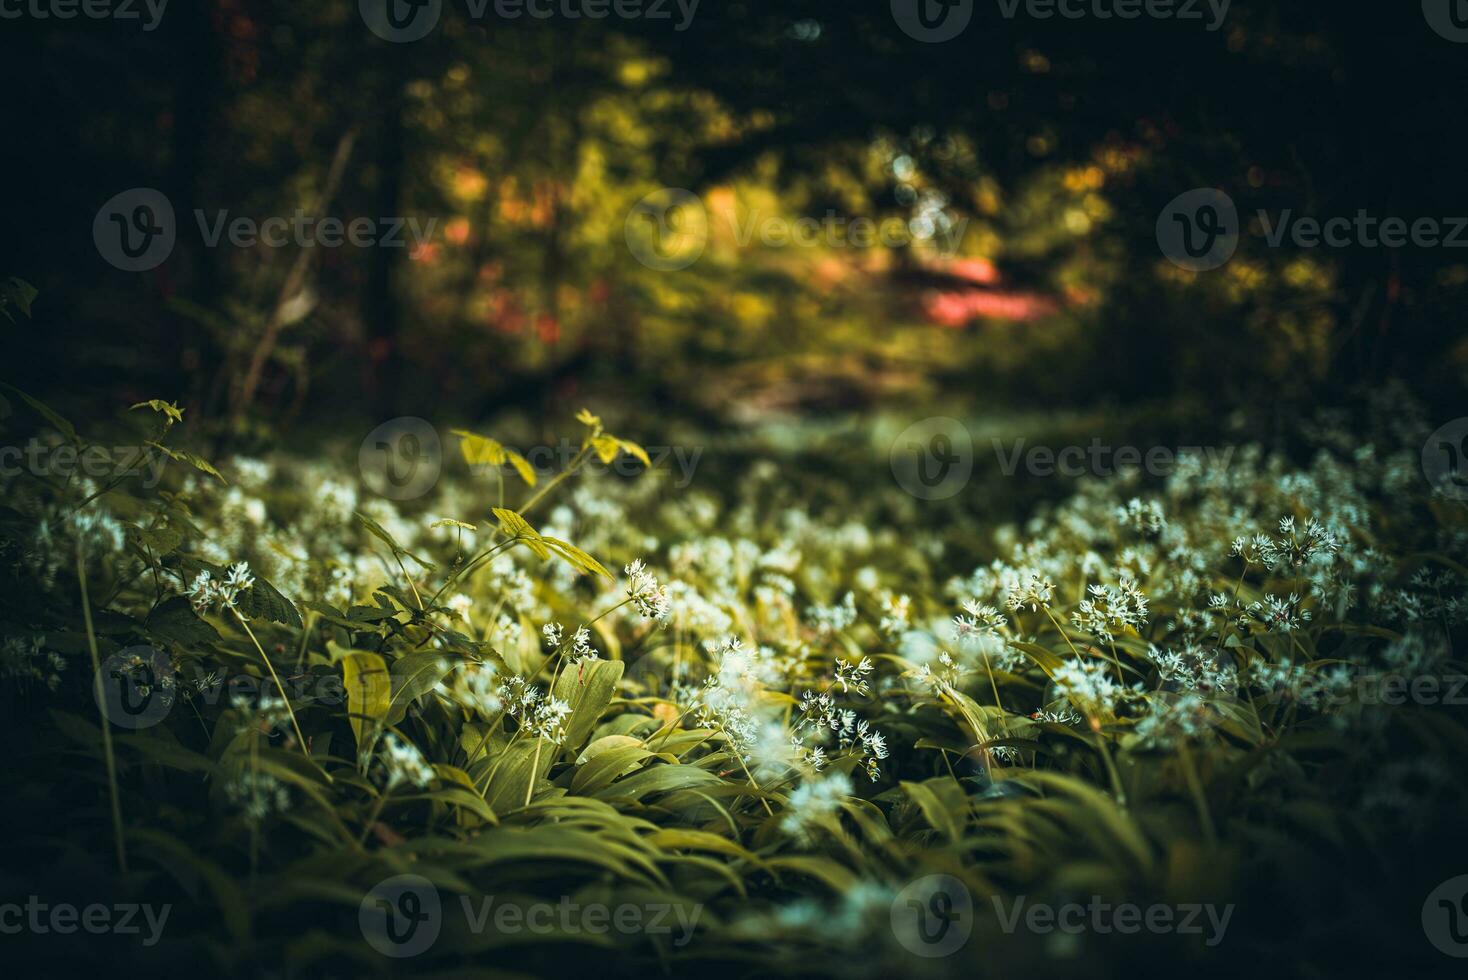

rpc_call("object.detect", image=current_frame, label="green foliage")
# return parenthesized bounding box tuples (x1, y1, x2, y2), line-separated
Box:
(0, 391, 1464, 976)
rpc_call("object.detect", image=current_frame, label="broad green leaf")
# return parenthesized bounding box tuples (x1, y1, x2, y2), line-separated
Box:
(342, 651, 391, 755)
(146, 441, 225, 483)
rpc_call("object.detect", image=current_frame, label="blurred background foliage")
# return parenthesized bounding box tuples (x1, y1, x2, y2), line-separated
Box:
(2, 1, 1465, 439)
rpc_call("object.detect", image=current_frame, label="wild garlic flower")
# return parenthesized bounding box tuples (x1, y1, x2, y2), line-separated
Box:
(1053, 658, 1122, 715)
(1072, 577, 1149, 643)
(806, 591, 858, 635)
(953, 600, 1006, 645)
(833, 656, 874, 695)
(223, 770, 290, 822)
(497, 676, 571, 744)
(184, 561, 255, 614)
(541, 622, 564, 648)
(1147, 643, 1238, 696)
(439, 662, 501, 717)
(1116, 498, 1167, 535)
(1, 635, 66, 691)
(378, 732, 435, 790)
(780, 772, 853, 842)
(1260, 592, 1311, 633)
(230, 690, 290, 736)
(1005, 573, 1055, 612)
(1032, 706, 1084, 726)
(878, 593, 911, 637)
(571, 626, 596, 663)
(916, 651, 965, 694)
(625, 559, 671, 621)
(446, 593, 473, 622)
(1133, 692, 1210, 749)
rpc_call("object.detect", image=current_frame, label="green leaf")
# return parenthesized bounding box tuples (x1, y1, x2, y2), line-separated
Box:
(355, 511, 433, 569)
(552, 659, 625, 752)
(0, 382, 77, 444)
(146, 595, 222, 646)
(0, 277, 38, 321)
(541, 535, 613, 579)
(383, 653, 459, 727)
(452, 429, 537, 486)
(130, 399, 185, 425)
(491, 507, 550, 559)
(236, 569, 303, 628)
(146, 441, 226, 483)
(342, 652, 391, 755)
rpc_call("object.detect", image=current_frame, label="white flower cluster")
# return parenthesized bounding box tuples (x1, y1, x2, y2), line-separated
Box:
(1053, 658, 1124, 715)
(378, 732, 436, 790)
(184, 561, 255, 614)
(497, 676, 572, 744)
(223, 770, 290, 822)
(1072, 576, 1149, 643)
(780, 772, 853, 842)
(624, 559, 671, 621)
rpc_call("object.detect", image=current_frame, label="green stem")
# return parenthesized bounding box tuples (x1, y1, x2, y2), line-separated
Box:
(231, 608, 310, 756)
(77, 536, 127, 873)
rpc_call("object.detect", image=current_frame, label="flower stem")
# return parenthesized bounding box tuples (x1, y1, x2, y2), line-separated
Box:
(77, 536, 127, 873)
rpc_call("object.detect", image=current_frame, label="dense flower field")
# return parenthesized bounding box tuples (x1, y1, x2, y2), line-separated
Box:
(2, 389, 1465, 976)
